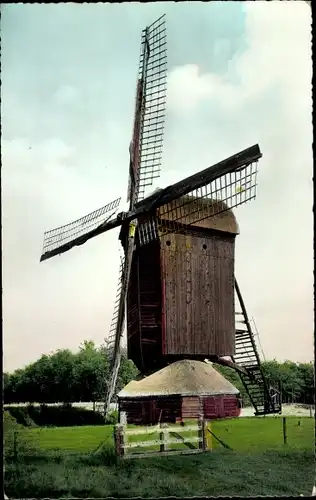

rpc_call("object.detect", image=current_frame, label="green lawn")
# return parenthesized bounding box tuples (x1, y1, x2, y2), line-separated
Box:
(23, 415, 313, 453)
(25, 424, 114, 452)
(5, 416, 314, 498)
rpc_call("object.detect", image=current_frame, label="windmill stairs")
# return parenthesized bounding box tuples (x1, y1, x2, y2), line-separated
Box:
(232, 279, 282, 416)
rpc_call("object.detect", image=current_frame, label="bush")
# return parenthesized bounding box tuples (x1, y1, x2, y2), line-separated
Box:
(5, 404, 106, 428)
(104, 410, 118, 425)
(3, 411, 39, 462)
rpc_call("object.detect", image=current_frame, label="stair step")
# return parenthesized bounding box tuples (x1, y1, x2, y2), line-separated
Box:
(235, 348, 256, 354)
(238, 362, 258, 367)
(233, 281, 282, 416)
(247, 388, 264, 393)
(244, 371, 263, 377)
(234, 358, 258, 363)
(235, 351, 255, 355)
(235, 354, 255, 359)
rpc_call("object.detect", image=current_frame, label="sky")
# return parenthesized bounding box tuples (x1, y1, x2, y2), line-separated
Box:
(2, 1, 313, 373)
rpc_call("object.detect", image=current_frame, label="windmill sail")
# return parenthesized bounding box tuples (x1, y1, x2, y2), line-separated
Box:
(106, 253, 125, 360)
(127, 14, 167, 206)
(40, 197, 121, 262)
(137, 144, 261, 245)
(104, 232, 135, 415)
(104, 14, 167, 415)
(40, 145, 261, 262)
(103, 253, 125, 414)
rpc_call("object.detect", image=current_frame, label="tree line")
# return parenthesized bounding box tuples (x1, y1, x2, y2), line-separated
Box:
(3, 341, 138, 405)
(3, 341, 314, 405)
(217, 360, 314, 405)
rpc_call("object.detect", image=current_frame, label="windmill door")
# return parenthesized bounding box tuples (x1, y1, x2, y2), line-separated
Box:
(148, 400, 157, 424)
(214, 397, 224, 418)
(204, 396, 224, 419)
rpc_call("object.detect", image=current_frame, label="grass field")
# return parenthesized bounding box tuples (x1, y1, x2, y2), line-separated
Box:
(22, 415, 313, 452)
(5, 416, 314, 498)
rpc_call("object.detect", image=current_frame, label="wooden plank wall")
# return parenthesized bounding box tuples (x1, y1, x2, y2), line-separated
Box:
(160, 230, 235, 356)
(181, 396, 202, 419)
(119, 396, 182, 425)
(203, 395, 240, 419)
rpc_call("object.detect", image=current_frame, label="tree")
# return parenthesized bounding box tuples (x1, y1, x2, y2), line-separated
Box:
(73, 341, 109, 402)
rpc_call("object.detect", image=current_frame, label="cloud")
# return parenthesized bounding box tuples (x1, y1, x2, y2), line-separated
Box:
(168, 2, 312, 116)
(168, 64, 223, 113)
(54, 85, 80, 105)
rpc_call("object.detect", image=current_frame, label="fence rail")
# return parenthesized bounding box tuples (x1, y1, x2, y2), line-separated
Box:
(114, 417, 212, 459)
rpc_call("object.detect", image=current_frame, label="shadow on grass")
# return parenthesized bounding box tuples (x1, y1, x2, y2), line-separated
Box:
(5, 446, 314, 498)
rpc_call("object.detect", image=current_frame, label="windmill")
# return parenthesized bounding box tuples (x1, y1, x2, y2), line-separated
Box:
(40, 14, 281, 417)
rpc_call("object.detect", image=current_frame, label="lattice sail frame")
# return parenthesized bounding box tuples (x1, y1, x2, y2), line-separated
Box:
(138, 160, 258, 246)
(42, 197, 121, 256)
(128, 14, 167, 206)
(106, 252, 125, 359)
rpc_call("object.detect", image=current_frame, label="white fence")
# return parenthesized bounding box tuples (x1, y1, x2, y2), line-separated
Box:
(114, 418, 212, 459)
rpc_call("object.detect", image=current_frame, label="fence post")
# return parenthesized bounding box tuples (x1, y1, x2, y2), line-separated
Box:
(115, 424, 125, 457)
(160, 423, 169, 451)
(282, 417, 287, 445)
(204, 420, 212, 451)
(160, 422, 164, 452)
(198, 415, 205, 450)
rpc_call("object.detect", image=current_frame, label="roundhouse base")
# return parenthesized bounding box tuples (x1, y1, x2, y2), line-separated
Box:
(118, 394, 241, 426)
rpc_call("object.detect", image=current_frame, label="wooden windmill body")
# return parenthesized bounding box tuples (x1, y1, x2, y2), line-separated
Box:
(124, 197, 239, 373)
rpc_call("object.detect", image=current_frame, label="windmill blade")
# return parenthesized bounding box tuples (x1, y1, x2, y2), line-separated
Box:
(104, 234, 135, 415)
(156, 159, 257, 239)
(104, 15, 167, 415)
(136, 144, 262, 245)
(41, 145, 262, 261)
(127, 14, 167, 207)
(103, 253, 125, 415)
(106, 253, 125, 361)
(40, 197, 121, 262)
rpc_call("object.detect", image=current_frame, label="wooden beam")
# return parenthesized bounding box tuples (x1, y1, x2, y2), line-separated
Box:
(122, 448, 204, 459)
(210, 356, 250, 377)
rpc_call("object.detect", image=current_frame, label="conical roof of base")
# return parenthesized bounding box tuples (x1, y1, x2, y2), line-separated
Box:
(117, 359, 239, 398)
